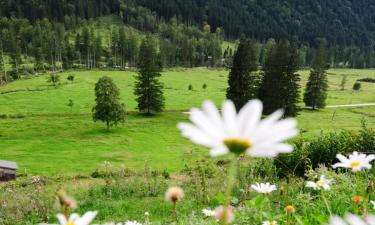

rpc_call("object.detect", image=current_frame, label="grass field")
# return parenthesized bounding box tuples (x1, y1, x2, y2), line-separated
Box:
(0, 68, 374, 175)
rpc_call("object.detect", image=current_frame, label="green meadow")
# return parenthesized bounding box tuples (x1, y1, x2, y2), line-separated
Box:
(0, 68, 374, 175)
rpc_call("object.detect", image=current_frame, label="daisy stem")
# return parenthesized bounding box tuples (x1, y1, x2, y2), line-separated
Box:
(172, 201, 177, 224)
(221, 155, 238, 225)
(321, 190, 332, 216)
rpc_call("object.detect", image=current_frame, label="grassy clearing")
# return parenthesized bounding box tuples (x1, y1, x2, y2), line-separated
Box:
(0, 68, 374, 175)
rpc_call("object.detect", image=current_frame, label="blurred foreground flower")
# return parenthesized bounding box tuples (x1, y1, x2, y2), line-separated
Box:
(262, 221, 278, 225)
(251, 182, 277, 194)
(285, 205, 295, 214)
(57, 211, 97, 225)
(178, 100, 298, 157)
(214, 205, 235, 224)
(333, 151, 375, 172)
(165, 187, 184, 223)
(326, 214, 375, 225)
(306, 175, 333, 191)
(124, 221, 142, 225)
(371, 200, 375, 209)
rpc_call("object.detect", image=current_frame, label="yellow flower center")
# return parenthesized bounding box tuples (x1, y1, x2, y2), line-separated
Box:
(270, 221, 276, 225)
(350, 161, 361, 168)
(223, 138, 252, 155)
(285, 205, 295, 214)
(66, 223, 75, 225)
(316, 181, 325, 187)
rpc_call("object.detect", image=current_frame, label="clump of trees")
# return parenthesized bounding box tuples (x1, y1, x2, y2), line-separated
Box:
(134, 36, 164, 114)
(92, 76, 126, 131)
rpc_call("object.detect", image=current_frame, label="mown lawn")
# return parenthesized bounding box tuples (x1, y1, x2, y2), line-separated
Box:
(0, 68, 374, 175)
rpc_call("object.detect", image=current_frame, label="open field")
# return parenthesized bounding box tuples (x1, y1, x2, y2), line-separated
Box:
(0, 68, 374, 175)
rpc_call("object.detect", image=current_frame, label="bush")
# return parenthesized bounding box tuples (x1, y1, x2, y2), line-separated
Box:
(67, 75, 75, 83)
(188, 84, 193, 90)
(202, 83, 207, 89)
(275, 124, 375, 177)
(353, 82, 361, 90)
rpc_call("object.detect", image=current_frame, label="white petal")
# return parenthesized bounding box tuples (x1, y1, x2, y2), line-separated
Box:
(57, 214, 67, 225)
(238, 100, 263, 136)
(77, 211, 97, 225)
(190, 108, 223, 138)
(221, 100, 238, 136)
(178, 123, 217, 147)
(210, 146, 229, 157)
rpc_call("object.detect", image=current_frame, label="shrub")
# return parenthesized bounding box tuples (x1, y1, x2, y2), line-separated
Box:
(202, 83, 207, 89)
(275, 124, 375, 177)
(188, 84, 193, 90)
(353, 82, 361, 90)
(357, 77, 375, 83)
(46, 74, 60, 86)
(67, 75, 75, 83)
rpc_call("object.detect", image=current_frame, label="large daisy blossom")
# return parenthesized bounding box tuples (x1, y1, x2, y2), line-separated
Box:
(332, 151, 375, 172)
(251, 182, 277, 194)
(178, 100, 298, 157)
(306, 175, 333, 191)
(326, 214, 375, 225)
(56, 211, 97, 225)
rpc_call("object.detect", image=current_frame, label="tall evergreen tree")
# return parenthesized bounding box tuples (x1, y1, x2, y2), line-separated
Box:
(303, 39, 329, 110)
(92, 76, 126, 131)
(258, 40, 300, 116)
(226, 37, 259, 110)
(134, 35, 164, 114)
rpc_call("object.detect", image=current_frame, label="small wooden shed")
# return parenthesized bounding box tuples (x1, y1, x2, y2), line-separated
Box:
(0, 160, 18, 182)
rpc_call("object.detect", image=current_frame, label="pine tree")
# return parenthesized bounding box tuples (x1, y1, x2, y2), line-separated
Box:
(92, 76, 126, 131)
(226, 37, 259, 110)
(134, 35, 164, 114)
(258, 40, 300, 116)
(303, 39, 329, 110)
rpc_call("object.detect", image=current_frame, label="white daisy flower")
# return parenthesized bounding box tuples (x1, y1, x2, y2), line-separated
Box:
(306, 175, 333, 191)
(371, 200, 375, 209)
(202, 208, 216, 217)
(262, 220, 278, 225)
(124, 221, 142, 225)
(56, 211, 97, 225)
(178, 100, 298, 157)
(332, 151, 375, 172)
(251, 182, 277, 194)
(326, 214, 375, 225)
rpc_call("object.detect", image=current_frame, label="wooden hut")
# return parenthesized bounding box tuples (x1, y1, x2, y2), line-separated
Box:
(0, 160, 18, 182)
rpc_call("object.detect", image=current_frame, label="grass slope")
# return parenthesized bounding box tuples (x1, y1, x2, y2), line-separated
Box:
(0, 68, 374, 175)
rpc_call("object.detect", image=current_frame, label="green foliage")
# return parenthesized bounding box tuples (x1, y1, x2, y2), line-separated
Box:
(304, 40, 329, 109)
(46, 73, 60, 86)
(353, 82, 362, 91)
(258, 39, 300, 116)
(275, 124, 375, 177)
(92, 76, 126, 131)
(67, 75, 75, 83)
(202, 83, 207, 89)
(188, 84, 193, 91)
(226, 37, 259, 110)
(134, 36, 164, 114)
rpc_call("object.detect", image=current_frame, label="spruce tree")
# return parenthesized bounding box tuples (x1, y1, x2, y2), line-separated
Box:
(92, 76, 126, 131)
(258, 40, 300, 116)
(134, 35, 164, 114)
(303, 39, 329, 110)
(226, 37, 259, 110)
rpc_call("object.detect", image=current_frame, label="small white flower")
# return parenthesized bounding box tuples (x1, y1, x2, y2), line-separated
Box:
(333, 151, 375, 172)
(371, 200, 375, 209)
(56, 211, 97, 225)
(202, 208, 216, 217)
(262, 220, 278, 225)
(178, 100, 298, 157)
(124, 221, 142, 225)
(251, 182, 277, 194)
(326, 214, 375, 225)
(306, 175, 333, 191)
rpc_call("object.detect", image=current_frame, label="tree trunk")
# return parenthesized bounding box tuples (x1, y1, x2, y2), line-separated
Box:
(106, 120, 110, 131)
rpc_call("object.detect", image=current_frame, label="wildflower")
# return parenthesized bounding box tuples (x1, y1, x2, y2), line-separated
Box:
(285, 205, 295, 214)
(56, 211, 97, 225)
(332, 152, 375, 172)
(351, 195, 362, 204)
(262, 221, 278, 225)
(202, 208, 216, 217)
(371, 200, 375, 209)
(306, 175, 333, 191)
(57, 190, 77, 210)
(144, 212, 149, 216)
(325, 214, 375, 225)
(251, 182, 277, 194)
(178, 100, 298, 157)
(214, 205, 235, 224)
(165, 187, 184, 203)
(124, 221, 142, 225)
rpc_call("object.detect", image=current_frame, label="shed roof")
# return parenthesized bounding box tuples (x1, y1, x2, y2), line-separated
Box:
(0, 160, 18, 170)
